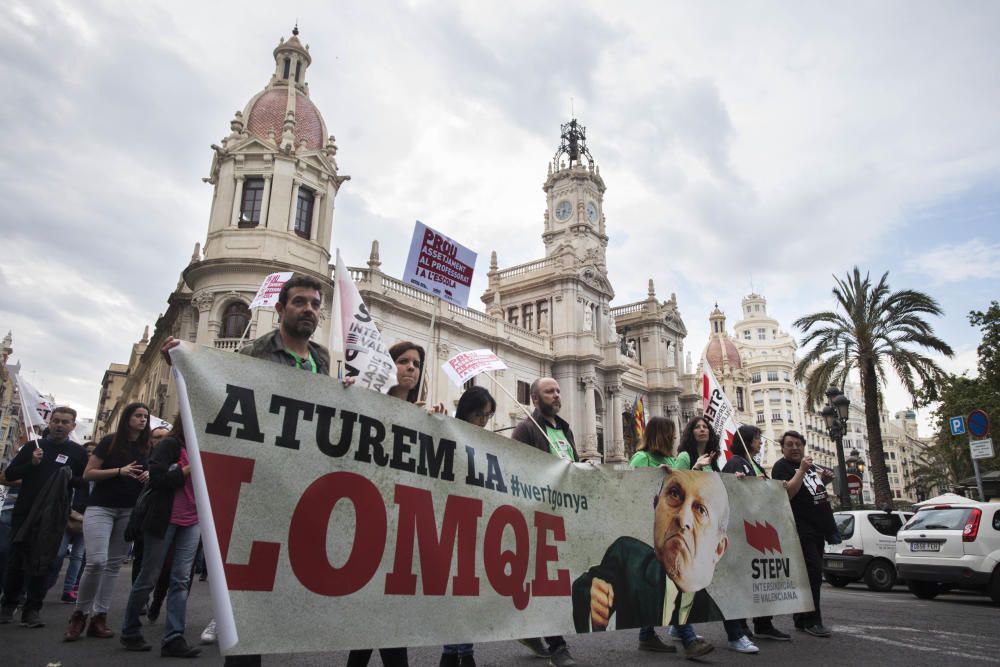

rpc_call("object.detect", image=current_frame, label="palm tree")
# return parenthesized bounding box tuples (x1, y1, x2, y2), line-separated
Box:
(794, 268, 953, 508)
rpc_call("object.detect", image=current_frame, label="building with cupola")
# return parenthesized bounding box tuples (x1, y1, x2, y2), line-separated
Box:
(94, 30, 701, 461)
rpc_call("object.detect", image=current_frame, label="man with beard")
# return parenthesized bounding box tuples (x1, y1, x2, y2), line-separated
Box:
(160, 273, 329, 665)
(511, 377, 578, 667)
(572, 469, 727, 657)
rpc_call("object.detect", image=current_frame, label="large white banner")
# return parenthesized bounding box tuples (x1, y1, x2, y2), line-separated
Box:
(335, 253, 397, 392)
(171, 344, 812, 656)
(401, 221, 477, 308)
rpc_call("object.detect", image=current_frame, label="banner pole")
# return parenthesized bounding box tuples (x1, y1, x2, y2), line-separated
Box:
(488, 376, 556, 449)
(419, 297, 439, 404)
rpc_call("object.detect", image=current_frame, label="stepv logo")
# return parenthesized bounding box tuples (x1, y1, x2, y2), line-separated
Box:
(744, 521, 790, 580)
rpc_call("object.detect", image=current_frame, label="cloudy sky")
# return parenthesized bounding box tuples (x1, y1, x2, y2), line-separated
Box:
(2, 1, 998, 435)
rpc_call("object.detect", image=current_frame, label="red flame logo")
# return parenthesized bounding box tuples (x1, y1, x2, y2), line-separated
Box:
(744, 521, 782, 554)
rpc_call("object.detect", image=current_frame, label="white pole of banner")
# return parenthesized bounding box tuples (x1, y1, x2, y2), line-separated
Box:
(487, 377, 555, 448)
(419, 296, 439, 404)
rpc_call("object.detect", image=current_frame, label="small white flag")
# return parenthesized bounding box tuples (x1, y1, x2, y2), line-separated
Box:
(335, 253, 397, 393)
(702, 355, 740, 461)
(249, 272, 294, 310)
(442, 349, 508, 387)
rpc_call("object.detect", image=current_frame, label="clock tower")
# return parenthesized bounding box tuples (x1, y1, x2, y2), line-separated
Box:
(543, 119, 608, 268)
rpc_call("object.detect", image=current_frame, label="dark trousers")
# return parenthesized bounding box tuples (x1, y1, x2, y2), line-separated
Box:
(1, 522, 48, 612)
(793, 535, 824, 629)
(346, 648, 408, 666)
(224, 657, 262, 666)
(544, 636, 566, 651)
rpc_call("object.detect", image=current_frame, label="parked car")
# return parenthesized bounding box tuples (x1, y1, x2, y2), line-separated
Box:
(895, 500, 1000, 603)
(823, 510, 913, 591)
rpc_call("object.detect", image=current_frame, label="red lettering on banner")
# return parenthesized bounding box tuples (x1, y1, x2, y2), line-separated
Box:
(200, 452, 280, 591)
(384, 486, 483, 596)
(531, 511, 570, 596)
(483, 505, 531, 610)
(288, 471, 387, 596)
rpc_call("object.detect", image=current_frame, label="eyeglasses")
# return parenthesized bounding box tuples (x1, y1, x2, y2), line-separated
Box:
(472, 411, 495, 420)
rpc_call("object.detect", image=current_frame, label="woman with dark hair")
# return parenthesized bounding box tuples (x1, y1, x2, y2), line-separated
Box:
(119, 417, 202, 657)
(349, 340, 441, 667)
(720, 425, 791, 644)
(677, 416, 721, 472)
(64, 402, 150, 642)
(438, 386, 497, 667)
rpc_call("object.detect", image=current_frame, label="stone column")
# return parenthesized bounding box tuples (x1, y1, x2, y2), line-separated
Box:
(230, 176, 245, 226)
(606, 384, 626, 462)
(259, 175, 272, 228)
(310, 191, 324, 242)
(192, 292, 215, 345)
(579, 375, 600, 461)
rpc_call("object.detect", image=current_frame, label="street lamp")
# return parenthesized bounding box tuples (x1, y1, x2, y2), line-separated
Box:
(822, 385, 852, 508)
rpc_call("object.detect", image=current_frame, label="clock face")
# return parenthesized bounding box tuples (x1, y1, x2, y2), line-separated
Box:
(586, 201, 599, 223)
(555, 200, 572, 221)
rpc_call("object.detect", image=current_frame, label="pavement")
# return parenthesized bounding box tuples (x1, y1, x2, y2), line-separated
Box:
(2, 566, 998, 666)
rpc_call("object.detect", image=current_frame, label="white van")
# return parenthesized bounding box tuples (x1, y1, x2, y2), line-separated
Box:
(823, 510, 913, 591)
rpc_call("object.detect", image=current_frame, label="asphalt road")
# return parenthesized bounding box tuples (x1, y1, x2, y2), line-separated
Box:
(3, 568, 998, 666)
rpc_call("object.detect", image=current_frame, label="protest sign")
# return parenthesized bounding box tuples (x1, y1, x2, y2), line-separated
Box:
(335, 253, 397, 392)
(402, 221, 477, 308)
(441, 349, 508, 387)
(171, 344, 812, 655)
(249, 272, 293, 310)
(14, 374, 53, 431)
(702, 356, 739, 458)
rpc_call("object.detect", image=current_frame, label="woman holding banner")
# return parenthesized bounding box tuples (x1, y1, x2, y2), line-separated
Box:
(63, 402, 150, 642)
(678, 417, 722, 472)
(348, 340, 439, 667)
(632, 417, 715, 659)
(721, 425, 792, 643)
(438, 386, 497, 667)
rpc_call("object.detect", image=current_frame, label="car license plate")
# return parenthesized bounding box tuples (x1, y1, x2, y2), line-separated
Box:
(910, 542, 940, 552)
(826, 560, 844, 569)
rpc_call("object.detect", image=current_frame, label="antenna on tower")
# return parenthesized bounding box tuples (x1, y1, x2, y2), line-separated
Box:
(570, 96, 574, 118)
(750, 272, 755, 294)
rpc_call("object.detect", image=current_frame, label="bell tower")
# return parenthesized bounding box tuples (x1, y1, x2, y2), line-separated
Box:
(542, 119, 608, 268)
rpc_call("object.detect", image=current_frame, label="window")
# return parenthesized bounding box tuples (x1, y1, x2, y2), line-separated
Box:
(867, 513, 905, 536)
(771, 412, 783, 423)
(757, 328, 766, 340)
(751, 372, 761, 383)
(463, 377, 476, 391)
(787, 411, 794, 423)
(834, 513, 855, 539)
(295, 61, 302, 83)
(895, 490, 902, 499)
(783, 371, 791, 382)
(992, 510, 1000, 531)
(516, 380, 531, 405)
(507, 307, 518, 326)
(767, 371, 779, 382)
(221, 302, 251, 338)
(756, 412, 765, 425)
(735, 387, 745, 411)
(523, 304, 533, 330)
(889, 452, 896, 460)
(239, 177, 265, 227)
(769, 389, 781, 401)
(743, 329, 751, 340)
(294, 188, 314, 238)
(283, 57, 290, 79)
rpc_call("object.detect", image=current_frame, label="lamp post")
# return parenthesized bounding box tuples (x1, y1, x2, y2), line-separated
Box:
(821, 385, 852, 508)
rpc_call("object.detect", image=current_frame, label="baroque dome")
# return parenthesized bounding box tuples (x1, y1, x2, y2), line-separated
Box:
(246, 88, 325, 150)
(706, 336, 742, 371)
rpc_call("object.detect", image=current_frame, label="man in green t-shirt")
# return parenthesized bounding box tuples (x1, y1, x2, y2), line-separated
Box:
(510, 377, 579, 666)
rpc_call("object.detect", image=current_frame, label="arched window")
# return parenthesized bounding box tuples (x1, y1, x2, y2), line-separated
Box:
(222, 302, 251, 339)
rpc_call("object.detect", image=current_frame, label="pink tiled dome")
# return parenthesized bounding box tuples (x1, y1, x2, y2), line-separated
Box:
(706, 337, 742, 371)
(246, 88, 324, 150)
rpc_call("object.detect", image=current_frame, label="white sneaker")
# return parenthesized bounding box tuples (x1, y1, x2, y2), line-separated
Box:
(728, 635, 759, 654)
(666, 625, 704, 642)
(200, 619, 217, 645)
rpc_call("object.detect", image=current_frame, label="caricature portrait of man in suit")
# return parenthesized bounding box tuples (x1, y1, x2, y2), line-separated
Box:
(572, 469, 730, 631)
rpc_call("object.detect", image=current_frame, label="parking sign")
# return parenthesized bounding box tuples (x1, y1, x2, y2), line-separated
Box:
(950, 416, 966, 436)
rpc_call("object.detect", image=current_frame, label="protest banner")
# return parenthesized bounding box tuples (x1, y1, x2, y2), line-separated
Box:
(402, 221, 477, 308)
(249, 272, 293, 310)
(441, 349, 508, 387)
(171, 344, 812, 656)
(702, 356, 739, 459)
(335, 252, 397, 392)
(14, 374, 53, 432)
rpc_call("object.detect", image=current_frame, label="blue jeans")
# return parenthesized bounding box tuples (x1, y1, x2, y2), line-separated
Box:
(723, 618, 746, 641)
(673, 624, 698, 646)
(121, 523, 200, 645)
(46, 529, 86, 593)
(442, 644, 474, 656)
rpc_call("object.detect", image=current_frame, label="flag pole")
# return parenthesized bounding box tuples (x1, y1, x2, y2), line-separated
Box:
(484, 374, 556, 448)
(418, 296, 439, 404)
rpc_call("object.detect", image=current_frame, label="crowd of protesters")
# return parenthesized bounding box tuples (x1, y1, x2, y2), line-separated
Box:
(0, 273, 838, 666)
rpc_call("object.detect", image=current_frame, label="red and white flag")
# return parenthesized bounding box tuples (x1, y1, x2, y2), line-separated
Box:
(442, 349, 507, 387)
(334, 252, 397, 393)
(249, 272, 293, 310)
(702, 355, 739, 459)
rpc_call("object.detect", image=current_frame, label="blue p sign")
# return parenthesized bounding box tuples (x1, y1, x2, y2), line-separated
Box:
(950, 416, 966, 436)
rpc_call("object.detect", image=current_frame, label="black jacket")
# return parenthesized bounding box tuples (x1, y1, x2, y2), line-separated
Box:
(13, 466, 72, 576)
(511, 408, 578, 461)
(141, 436, 188, 539)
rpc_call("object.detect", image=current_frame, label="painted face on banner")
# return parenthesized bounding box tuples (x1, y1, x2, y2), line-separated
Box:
(534, 378, 561, 416)
(278, 287, 322, 339)
(654, 469, 730, 592)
